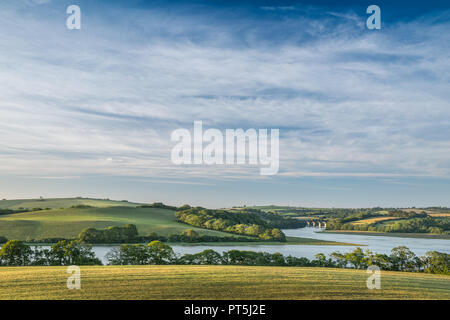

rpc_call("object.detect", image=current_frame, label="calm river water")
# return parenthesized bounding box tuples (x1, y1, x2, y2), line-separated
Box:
(83, 227, 449, 264)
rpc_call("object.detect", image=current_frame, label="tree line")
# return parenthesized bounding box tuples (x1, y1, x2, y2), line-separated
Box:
(105, 242, 449, 274)
(0, 208, 41, 216)
(175, 206, 286, 241)
(137, 202, 178, 211)
(0, 240, 101, 266)
(78, 225, 262, 244)
(1, 240, 448, 275)
(326, 216, 449, 235)
(78, 224, 140, 243)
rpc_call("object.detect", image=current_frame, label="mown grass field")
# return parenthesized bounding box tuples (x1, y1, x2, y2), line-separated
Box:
(427, 213, 450, 217)
(0, 206, 236, 240)
(0, 265, 448, 300)
(350, 216, 401, 225)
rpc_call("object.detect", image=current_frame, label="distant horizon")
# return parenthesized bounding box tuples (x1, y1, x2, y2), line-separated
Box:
(1, 196, 449, 210)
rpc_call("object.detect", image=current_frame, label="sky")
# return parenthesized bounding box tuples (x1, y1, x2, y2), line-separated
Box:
(0, 0, 449, 208)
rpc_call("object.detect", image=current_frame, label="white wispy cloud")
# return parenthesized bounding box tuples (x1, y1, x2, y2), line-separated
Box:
(0, 2, 449, 181)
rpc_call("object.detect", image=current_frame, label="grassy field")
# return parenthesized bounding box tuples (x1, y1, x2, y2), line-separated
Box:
(0, 197, 140, 210)
(427, 213, 450, 217)
(0, 205, 348, 244)
(350, 216, 401, 225)
(0, 198, 349, 244)
(0, 206, 237, 240)
(0, 265, 448, 300)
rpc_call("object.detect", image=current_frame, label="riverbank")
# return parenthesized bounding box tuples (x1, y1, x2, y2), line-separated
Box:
(321, 230, 450, 240)
(20, 236, 360, 247)
(1, 265, 448, 299)
(170, 236, 359, 246)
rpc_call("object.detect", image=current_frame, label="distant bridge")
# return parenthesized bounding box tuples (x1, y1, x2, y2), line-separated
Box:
(305, 220, 326, 229)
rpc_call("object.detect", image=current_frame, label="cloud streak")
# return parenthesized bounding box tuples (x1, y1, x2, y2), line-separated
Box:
(0, 1, 449, 185)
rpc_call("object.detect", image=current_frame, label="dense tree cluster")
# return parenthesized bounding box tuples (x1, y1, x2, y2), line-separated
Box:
(377, 217, 449, 234)
(70, 204, 94, 209)
(106, 241, 177, 265)
(0, 240, 101, 266)
(326, 217, 449, 235)
(78, 224, 139, 243)
(386, 210, 427, 218)
(247, 210, 306, 229)
(141, 229, 261, 243)
(175, 207, 286, 241)
(0, 208, 34, 216)
(164, 229, 259, 243)
(137, 202, 178, 210)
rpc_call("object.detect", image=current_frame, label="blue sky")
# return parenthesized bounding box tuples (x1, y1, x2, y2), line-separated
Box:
(0, 0, 449, 207)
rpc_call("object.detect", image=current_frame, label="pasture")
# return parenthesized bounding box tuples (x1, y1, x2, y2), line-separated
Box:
(0, 197, 140, 210)
(350, 216, 401, 225)
(0, 265, 448, 300)
(0, 206, 236, 240)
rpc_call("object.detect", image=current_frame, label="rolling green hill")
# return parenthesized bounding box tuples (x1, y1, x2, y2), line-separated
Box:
(0, 205, 237, 241)
(0, 198, 353, 244)
(0, 197, 139, 210)
(0, 265, 448, 300)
